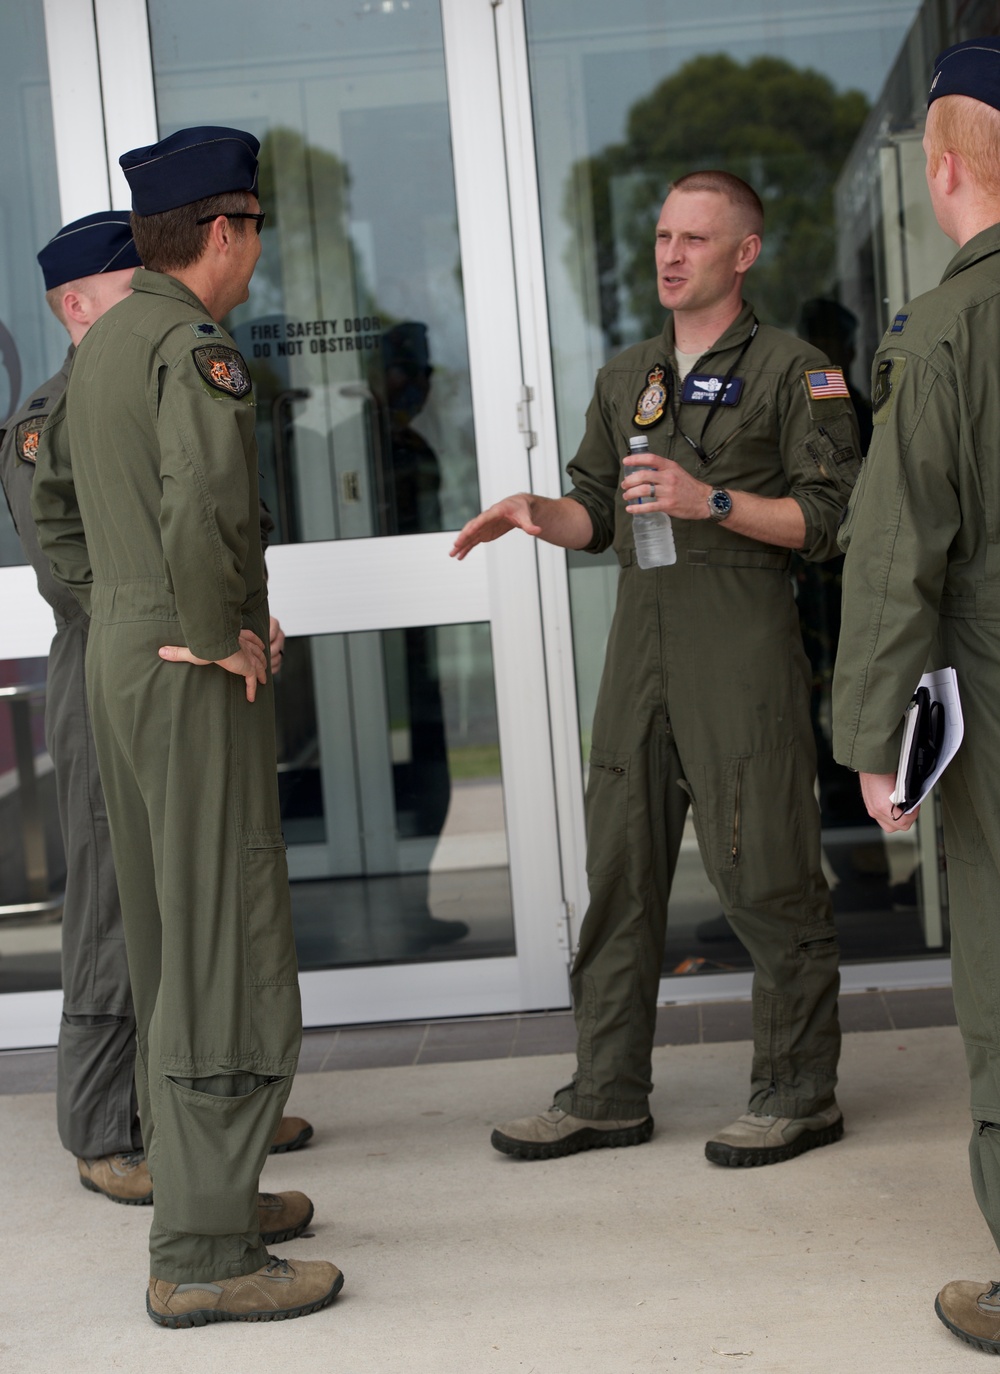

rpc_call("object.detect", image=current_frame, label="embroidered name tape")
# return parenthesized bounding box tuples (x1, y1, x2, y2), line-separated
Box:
(681, 374, 744, 406)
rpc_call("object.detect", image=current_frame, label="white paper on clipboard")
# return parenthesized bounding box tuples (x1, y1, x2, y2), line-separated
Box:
(889, 666, 964, 811)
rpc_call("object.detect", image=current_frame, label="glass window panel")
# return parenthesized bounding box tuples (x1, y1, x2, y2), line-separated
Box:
(273, 623, 514, 970)
(523, 0, 948, 968)
(147, 0, 480, 545)
(0, 0, 65, 567)
(0, 656, 63, 995)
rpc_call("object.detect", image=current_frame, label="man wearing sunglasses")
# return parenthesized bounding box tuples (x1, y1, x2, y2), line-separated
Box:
(33, 126, 342, 1327)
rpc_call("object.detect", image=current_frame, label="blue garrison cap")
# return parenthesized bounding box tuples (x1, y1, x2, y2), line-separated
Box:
(929, 37, 1000, 111)
(36, 211, 142, 292)
(119, 125, 260, 216)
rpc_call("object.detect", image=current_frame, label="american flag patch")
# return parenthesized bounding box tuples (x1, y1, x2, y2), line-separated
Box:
(804, 368, 849, 400)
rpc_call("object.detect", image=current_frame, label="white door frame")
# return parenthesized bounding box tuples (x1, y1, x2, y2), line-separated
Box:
(0, 0, 577, 1048)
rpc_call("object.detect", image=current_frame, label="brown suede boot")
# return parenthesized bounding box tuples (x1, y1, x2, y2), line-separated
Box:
(936, 1279, 1000, 1353)
(77, 1152, 153, 1204)
(147, 1256, 344, 1327)
(269, 1115, 314, 1154)
(258, 1190, 314, 1244)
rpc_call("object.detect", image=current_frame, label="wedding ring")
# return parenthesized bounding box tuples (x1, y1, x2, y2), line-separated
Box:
(649, 483, 655, 499)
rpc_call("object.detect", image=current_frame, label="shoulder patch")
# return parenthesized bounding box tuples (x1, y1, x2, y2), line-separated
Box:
(890, 313, 908, 335)
(190, 321, 225, 339)
(803, 367, 850, 400)
(14, 417, 45, 464)
(192, 345, 252, 398)
(28, 395, 48, 410)
(872, 356, 905, 424)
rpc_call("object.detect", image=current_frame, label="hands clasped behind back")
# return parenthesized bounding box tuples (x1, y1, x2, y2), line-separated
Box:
(157, 627, 268, 702)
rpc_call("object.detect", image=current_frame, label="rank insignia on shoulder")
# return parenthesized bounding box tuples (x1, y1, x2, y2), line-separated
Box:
(14, 419, 44, 464)
(192, 345, 252, 398)
(190, 321, 224, 338)
(890, 313, 908, 334)
(682, 374, 744, 406)
(28, 396, 47, 410)
(633, 364, 668, 427)
(804, 367, 849, 400)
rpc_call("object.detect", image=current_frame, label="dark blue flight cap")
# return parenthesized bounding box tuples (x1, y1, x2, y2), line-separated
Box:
(929, 36, 1000, 111)
(36, 211, 142, 291)
(120, 126, 260, 216)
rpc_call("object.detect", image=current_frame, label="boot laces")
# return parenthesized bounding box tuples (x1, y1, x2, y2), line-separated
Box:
(264, 1257, 292, 1276)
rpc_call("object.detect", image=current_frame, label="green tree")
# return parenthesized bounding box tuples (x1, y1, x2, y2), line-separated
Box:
(571, 53, 870, 347)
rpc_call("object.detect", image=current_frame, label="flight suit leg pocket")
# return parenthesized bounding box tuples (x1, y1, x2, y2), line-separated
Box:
(734, 747, 808, 906)
(152, 1074, 286, 1237)
(243, 830, 299, 987)
(585, 750, 630, 879)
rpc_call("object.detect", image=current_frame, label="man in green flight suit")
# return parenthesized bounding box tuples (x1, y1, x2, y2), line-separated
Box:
(832, 37, 1000, 1357)
(0, 212, 313, 1208)
(32, 127, 342, 1327)
(452, 170, 861, 1166)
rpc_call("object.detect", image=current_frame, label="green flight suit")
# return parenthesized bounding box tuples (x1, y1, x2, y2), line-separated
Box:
(0, 348, 140, 1160)
(32, 268, 301, 1283)
(556, 301, 860, 1123)
(833, 223, 1000, 1254)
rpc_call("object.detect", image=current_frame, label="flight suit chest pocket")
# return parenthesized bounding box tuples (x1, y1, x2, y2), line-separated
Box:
(585, 750, 630, 878)
(243, 831, 299, 986)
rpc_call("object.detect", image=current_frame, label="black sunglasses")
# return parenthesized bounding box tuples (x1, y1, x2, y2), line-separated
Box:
(196, 211, 266, 235)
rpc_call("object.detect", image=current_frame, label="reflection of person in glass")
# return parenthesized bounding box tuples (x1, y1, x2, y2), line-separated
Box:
(833, 38, 1000, 1356)
(453, 171, 861, 1167)
(373, 323, 466, 949)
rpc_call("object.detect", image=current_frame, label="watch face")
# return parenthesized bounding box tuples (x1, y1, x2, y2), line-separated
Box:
(710, 489, 732, 518)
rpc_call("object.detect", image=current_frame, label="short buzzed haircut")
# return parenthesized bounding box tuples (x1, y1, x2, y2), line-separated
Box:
(670, 170, 764, 239)
(926, 94, 1000, 198)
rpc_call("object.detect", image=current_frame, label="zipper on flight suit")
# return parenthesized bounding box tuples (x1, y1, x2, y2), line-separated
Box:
(730, 758, 743, 865)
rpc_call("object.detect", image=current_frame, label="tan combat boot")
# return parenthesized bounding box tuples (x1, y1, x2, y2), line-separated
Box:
(936, 1279, 1000, 1354)
(269, 1115, 314, 1154)
(704, 1104, 844, 1166)
(491, 1106, 653, 1159)
(147, 1255, 343, 1327)
(77, 1151, 153, 1204)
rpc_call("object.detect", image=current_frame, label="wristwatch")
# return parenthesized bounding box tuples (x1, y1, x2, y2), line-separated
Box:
(707, 487, 733, 522)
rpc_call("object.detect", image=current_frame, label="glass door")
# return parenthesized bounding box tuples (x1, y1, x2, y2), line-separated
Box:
(0, 0, 571, 1045)
(138, 0, 570, 1023)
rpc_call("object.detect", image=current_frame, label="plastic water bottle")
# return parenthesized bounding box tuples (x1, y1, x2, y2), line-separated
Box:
(628, 435, 676, 568)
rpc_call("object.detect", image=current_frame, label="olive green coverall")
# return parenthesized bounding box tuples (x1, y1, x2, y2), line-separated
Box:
(834, 223, 1000, 1253)
(556, 301, 861, 1123)
(32, 269, 301, 1282)
(0, 349, 140, 1160)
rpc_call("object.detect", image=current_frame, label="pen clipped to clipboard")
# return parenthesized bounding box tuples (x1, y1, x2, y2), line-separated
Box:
(890, 667, 964, 814)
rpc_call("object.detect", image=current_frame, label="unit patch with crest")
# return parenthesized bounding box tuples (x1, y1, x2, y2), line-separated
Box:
(192, 346, 252, 398)
(14, 418, 45, 464)
(872, 356, 905, 424)
(633, 364, 667, 427)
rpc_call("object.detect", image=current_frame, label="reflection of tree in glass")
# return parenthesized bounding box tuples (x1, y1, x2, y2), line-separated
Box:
(569, 54, 870, 348)
(252, 125, 380, 324)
